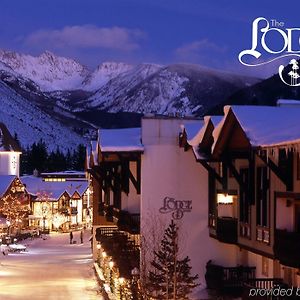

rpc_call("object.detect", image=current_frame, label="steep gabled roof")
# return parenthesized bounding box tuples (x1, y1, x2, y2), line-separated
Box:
(227, 105, 300, 147)
(0, 175, 16, 197)
(0, 123, 21, 152)
(212, 105, 300, 158)
(99, 127, 144, 153)
(21, 176, 89, 201)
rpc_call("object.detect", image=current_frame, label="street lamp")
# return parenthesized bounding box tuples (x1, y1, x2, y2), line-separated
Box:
(119, 277, 125, 300)
(109, 261, 114, 293)
(6, 220, 10, 237)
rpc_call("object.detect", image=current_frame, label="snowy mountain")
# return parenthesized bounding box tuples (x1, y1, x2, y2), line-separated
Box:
(0, 80, 86, 152)
(0, 49, 261, 150)
(82, 62, 134, 91)
(0, 50, 89, 91)
(81, 64, 258, 116)
(210, 61, 300, 114)
(0, 50, 259, 117)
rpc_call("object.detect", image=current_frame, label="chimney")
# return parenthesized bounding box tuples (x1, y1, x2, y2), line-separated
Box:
(33, 169, 39, 177)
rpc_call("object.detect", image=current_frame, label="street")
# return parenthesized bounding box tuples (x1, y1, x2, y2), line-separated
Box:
(0, 231, 103, 300)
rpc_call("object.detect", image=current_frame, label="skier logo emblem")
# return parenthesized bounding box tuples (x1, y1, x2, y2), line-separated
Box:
(239, 17, 300, 87)
(279, 59, 300, 87)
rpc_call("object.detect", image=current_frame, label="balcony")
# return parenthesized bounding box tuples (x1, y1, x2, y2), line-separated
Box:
(59, 207, 69, 215)
(104, 205, 114, 222)
(242, 278, 288, 300)
(205, 262, 255, 297)
(274, 229, 300, 268)
(216, 217, 238, 244)
(70, 207, 78, 215)
(114, 210, 140, 234)
(95, 226, 140, 278)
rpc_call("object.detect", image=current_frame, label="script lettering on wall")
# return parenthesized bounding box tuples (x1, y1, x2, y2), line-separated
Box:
(159, 196, 192, 220)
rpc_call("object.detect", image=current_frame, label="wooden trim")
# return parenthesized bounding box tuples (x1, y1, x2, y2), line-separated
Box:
(198, 160, 223, 184)
(274, 191, 300, 200)
(257, 153, 289, 189)
(237, 243, 274, 260)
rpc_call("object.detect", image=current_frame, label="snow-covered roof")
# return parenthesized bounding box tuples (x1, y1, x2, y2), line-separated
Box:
(214, 105, 300, 148)
(41, 171, 85, 177)
(99, 128, 144, 152)
(0, 175, 16, 197)
(182, 121, 204, 147)
(277, 99, 300, 106)
(21, 176, 88, 201)
(0, 123, 21, 152)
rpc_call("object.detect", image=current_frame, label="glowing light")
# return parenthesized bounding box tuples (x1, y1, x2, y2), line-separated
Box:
(109, 261, 114, 269)
(119, 277, 125, 285)
(217, 193, 234, 204)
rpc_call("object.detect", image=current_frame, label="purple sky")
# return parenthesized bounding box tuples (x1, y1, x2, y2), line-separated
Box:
(0, 0, 298, 77)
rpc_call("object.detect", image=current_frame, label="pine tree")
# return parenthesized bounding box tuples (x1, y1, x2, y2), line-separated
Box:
(147, 220, 199, 299)
(0, 193, 31, 233)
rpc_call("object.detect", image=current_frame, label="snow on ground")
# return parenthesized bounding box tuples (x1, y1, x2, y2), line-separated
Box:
(0, 231, 103, 300)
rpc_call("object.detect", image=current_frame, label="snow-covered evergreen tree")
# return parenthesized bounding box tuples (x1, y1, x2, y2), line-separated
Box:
(147, 220, 198, 299)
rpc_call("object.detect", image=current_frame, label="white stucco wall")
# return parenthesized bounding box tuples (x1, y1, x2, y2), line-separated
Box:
(141, 118, 239, 292)
(0, 152, 20, 176)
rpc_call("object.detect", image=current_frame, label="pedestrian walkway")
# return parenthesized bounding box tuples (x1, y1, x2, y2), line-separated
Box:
(0, 230, 104, 300)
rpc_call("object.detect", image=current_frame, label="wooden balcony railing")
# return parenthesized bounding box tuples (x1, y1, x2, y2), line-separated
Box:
(256, 226, 270, 244)
(209, 214, 216, 228)
(205, 262, 256, 297)
(216, 217, 238, 244)
(95, 226, 140, 279)
(118, 210, 140, 234)
(240, 222, 251, 239)
(242, 278, 299, 300)
(104, 205, 114, 222)
(274, 229, 300, 268)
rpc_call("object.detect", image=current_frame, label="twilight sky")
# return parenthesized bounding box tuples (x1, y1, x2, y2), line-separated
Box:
(0, 0, 298, 77)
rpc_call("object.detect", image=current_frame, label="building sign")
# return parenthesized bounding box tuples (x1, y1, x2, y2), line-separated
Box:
(239, 17, 300, 86)
(159, 196, 192, 220)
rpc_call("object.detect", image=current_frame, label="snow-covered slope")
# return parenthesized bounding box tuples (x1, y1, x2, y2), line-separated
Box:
(82, 63, 162, 109)
(0, 50, 89, 91)
(0, 81, 86, 152)
(82, 62, 134, 91)
(0, 50, 138, 92)
(0, 49, 260, 135)
(82, 64, 258, 115)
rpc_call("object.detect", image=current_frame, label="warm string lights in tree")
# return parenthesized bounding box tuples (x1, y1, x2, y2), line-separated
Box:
(0, 193, 30, 233)
(52, 213, 67, 230)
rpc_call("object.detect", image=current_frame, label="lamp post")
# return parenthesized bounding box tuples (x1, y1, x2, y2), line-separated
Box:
(131, 267, 140, 300)
(96, 243, 101, 263)
(109, 261, 114, 293)
(6, 220, 10, 237)
(119, 277, 125, 300)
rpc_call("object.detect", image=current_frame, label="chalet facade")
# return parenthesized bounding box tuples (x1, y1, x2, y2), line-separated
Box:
(87, 128, 142, 290)
(22, 172, 90, 232)
(181, 102, 300, 297)
(88, 101, 300, 298)
(87, 120, 234, 299)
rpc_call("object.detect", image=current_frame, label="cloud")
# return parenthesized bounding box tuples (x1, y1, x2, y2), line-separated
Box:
(23, 25, 145, 51)
(175, 39, 227, 64)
